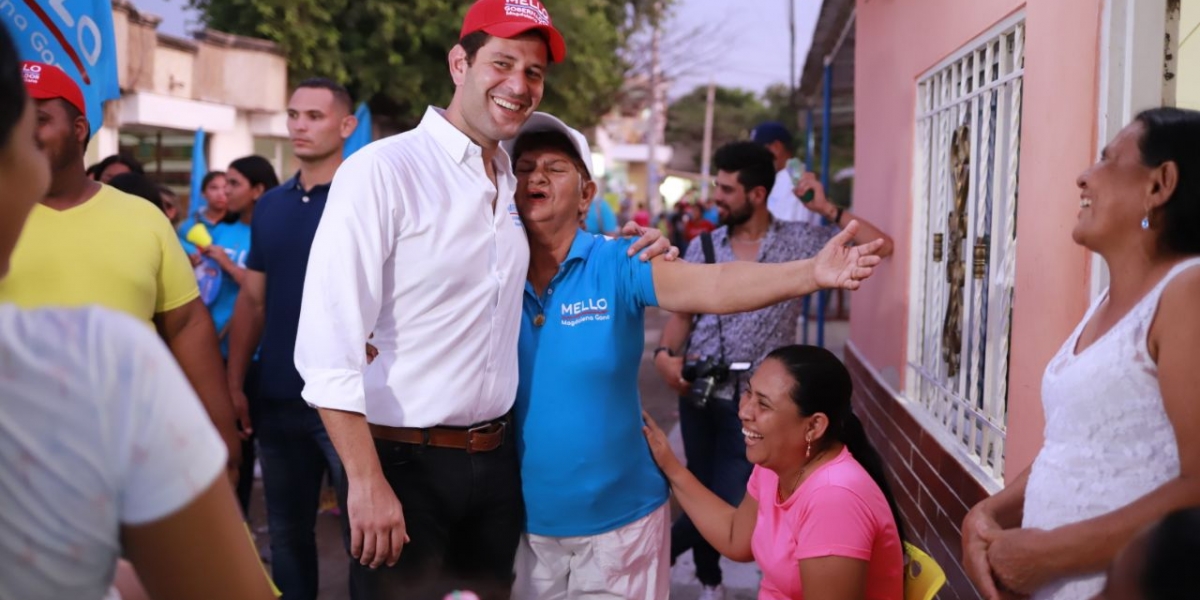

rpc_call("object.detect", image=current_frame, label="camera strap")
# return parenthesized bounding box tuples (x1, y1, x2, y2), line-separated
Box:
(686, 232, 728, 364)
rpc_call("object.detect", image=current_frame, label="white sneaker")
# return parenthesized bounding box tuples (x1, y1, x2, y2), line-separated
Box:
(699, 584, 726, 600)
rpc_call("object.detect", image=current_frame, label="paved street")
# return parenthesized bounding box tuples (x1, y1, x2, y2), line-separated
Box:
(247, 305, 849, 599)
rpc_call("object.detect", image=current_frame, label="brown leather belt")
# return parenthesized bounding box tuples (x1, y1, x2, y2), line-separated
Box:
(369, 420, 506, 453)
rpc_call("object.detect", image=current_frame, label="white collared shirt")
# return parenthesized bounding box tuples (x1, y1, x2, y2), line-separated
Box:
(766, 168, 820, 224)
(295, 107, 530, 428)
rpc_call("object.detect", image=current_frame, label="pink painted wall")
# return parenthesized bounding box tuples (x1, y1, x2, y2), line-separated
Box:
(850, 0, 1103, 482)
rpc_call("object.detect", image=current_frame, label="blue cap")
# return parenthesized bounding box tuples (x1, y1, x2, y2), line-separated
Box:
(749, 121, 793, 147)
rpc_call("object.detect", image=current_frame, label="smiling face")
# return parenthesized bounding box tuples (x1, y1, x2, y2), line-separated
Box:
(447, 34, 548, 147)
(713, 169, 757, 227)
(514, 145, 595, 237)
(738, 358, 813, 471)
(1073, 121, 1157, 252)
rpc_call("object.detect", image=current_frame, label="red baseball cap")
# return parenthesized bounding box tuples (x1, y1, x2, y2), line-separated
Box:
(22, 61, 87, 118)
(460, 0, 567, 63)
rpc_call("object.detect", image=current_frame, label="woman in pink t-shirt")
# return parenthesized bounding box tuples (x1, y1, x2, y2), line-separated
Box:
(644, 345, 905, 599)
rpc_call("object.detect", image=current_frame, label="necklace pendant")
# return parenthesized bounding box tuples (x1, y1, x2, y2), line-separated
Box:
(533, 314, 546, 327)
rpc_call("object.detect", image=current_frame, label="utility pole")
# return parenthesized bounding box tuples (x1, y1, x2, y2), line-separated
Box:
(700, 77, 716, 203)
(789, 0, 797, 117)
(645, 5, 663, 217)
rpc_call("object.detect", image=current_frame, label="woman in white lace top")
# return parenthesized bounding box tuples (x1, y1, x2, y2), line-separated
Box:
(960, 107, 1200, 600)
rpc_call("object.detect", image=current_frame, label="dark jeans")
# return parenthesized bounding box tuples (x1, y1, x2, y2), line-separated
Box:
(338, 427, 524, 600)
(671, 395, 754, 587)
(235, 361, 261, 515)
(257, 396, 346, 600)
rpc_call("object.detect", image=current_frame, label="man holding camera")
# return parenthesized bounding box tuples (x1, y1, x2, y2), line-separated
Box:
(652, 141, 893, 599)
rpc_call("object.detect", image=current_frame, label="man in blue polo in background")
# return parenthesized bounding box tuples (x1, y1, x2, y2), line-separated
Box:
(225, 77, 358, 600)
(505, 113, 886, 600)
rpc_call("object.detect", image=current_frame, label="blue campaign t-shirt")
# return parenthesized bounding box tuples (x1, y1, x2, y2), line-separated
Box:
(176, 214, 250, 355)
(516, 232, 669, 537)
(206, 221, 251, 353)
(245, 175, 330, 400)
(583, 199, 618, 234)
(177, 214, 224, 306)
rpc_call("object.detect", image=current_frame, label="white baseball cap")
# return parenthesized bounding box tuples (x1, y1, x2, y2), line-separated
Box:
(502, 112, 593, 179)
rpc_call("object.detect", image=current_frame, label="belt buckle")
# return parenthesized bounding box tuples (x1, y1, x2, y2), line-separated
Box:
(466, 421, 504, 453)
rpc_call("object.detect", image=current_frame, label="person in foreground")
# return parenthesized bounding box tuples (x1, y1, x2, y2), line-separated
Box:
(961, 108, 1200, 600)
(644, 345, 905, 600)
(0, 59, 243, 477)
(1091, 507, 1200, 600)
(505, 114, 886, 600)
(0, 22, 273, 600)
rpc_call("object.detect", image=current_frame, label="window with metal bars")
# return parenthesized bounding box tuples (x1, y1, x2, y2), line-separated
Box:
(905, 16, 1025, 483)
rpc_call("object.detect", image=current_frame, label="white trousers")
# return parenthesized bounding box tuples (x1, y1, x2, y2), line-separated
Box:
(512, 502, 671, 600)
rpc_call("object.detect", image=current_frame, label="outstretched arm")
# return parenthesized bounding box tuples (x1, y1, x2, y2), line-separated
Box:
(651, 221, 885, 314)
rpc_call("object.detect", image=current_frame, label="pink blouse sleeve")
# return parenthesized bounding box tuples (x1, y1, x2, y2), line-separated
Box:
(746, 465, 765, 502)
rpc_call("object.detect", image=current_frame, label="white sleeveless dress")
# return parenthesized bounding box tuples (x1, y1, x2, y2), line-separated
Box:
(1022, 257, 1200, 600)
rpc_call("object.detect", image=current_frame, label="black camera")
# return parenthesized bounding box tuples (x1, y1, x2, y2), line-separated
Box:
(682, 356, 751, 408)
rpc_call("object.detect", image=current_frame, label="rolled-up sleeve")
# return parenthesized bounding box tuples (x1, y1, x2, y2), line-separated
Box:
(295, 150, 399, 414)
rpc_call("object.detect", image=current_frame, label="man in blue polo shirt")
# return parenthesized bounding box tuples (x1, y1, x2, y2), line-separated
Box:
(225, 77, 358, 600)
(505, 113, 886, 600)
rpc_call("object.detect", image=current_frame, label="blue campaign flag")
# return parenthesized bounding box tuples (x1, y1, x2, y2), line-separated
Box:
(189, 129, 207, 217)
(2, 0, 120, 136)
(343, 102, 372, 158)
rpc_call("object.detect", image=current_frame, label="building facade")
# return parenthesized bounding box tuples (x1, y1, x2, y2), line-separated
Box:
(834, 0, 1198, 597)
(90, 1, 291, 209)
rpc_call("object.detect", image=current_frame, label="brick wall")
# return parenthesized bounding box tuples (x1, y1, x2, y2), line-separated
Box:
(845, 349, 991, 600)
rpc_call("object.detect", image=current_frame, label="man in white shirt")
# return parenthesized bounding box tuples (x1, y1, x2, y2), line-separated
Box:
(293, 1, 668, 598)
(751, 121, 821, 225)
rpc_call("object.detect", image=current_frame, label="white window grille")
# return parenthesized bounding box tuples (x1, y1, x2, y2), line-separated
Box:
(905, 16, 1024, 482)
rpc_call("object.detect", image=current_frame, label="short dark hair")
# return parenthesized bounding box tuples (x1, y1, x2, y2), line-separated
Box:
(200, 170, 225, 191)
(459, 29, 550, 66)
(294, 77, 354, 114)
(0, 22, 25, 149)
(712, 141, 777, 198)
(511, 130, 590, 181)
(1134, 107, 1200, 255)
(228, 155, 280, 193)
(108, 172, 164, 211)
(92, 153, 145, 180)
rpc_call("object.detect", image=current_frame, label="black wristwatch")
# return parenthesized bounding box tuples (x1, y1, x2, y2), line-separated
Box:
(652, 346, 675, 360)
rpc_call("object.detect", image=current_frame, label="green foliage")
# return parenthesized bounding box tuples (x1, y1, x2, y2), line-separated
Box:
(664, 84, 769, 171)
(189, 0, 667, 131)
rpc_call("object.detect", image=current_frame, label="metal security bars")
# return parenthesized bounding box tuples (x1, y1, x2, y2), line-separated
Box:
(906, 17, 1024, 482)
